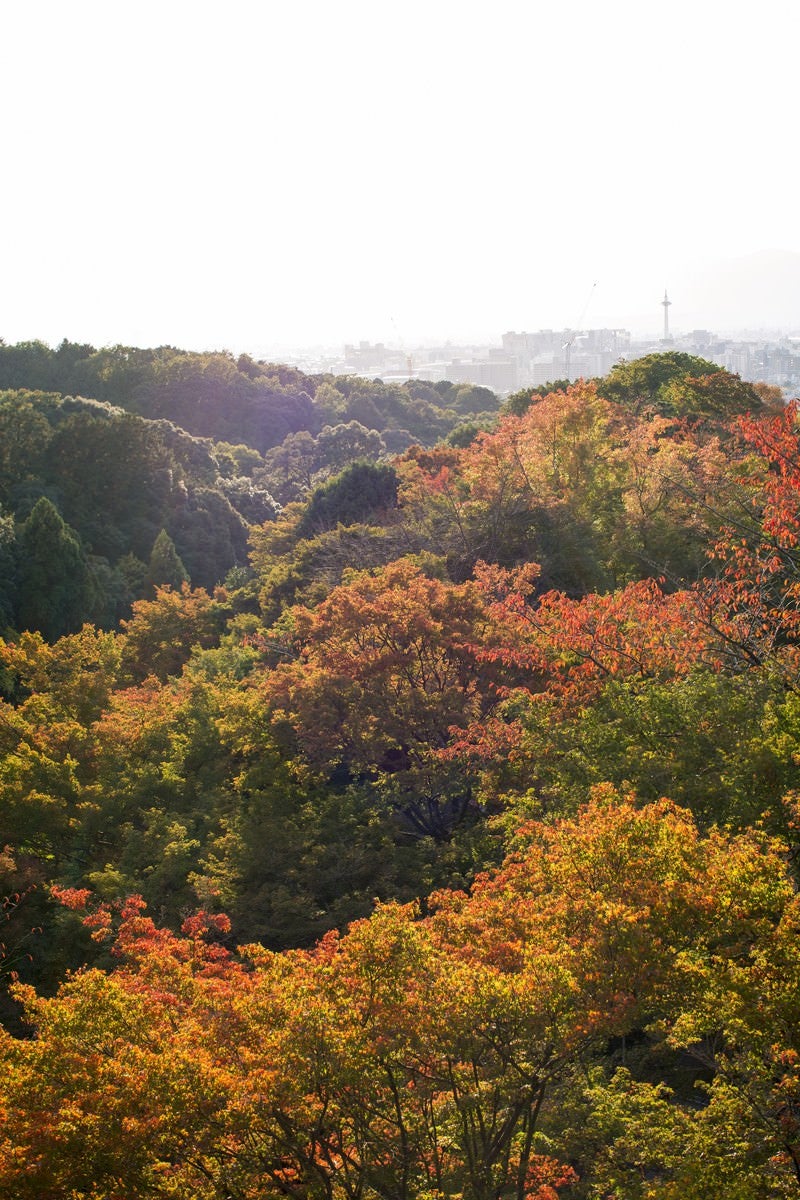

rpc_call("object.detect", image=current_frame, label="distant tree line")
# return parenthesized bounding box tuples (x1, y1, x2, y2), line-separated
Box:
(0, 339, 500, 453)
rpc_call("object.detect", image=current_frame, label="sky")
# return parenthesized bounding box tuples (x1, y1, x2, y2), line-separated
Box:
(2, 0, 798, 355)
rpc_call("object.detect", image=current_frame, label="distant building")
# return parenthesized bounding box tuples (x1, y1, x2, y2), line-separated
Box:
(408, 357, 517, 393)
(318, 324, 800, 405)
(443, 357, 518, 392)
(501, 328, 629, 386)
(343, 342, 390, 373)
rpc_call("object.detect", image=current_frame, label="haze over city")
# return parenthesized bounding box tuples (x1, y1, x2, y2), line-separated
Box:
(3, 0, 797, 355)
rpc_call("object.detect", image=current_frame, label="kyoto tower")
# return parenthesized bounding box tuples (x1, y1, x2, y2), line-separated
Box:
(661, 289, 672, 341)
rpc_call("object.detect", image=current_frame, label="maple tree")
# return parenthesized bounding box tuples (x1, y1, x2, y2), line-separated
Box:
(254, 557, 524, 840)
(396, 381, 624, 589)
(119, 582, 230, 682)
(609, 413, 734, 582)
(699, 401, 800, 681)
(2, 349, 800, 1196)
(2, 794, 798, 1198)
(394, 378, 748, 595)
(470, 560, 712, 713)
(574, 825, 800, 1198)
(496, 666, 794, 833)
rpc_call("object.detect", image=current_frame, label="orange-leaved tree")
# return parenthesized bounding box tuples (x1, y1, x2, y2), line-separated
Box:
(3, 794, 798, 1198)
(700, 401, 800, 682)
(253, 557, 533, 840)
(474, 561, 713, 711)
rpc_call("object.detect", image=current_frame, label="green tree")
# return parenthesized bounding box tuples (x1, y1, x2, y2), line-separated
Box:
(144, 529, 189, 593)
(16, 498, 93, 639)
(659, 369, 762, 419)
(0, 511, 17, 628)
(213, 440, 264, 478)
(296, 461, 399, 537)
(448, 382, 497, 415)
(597, 350, 756, 418)
(315, 420, 385, 474)
(0, 393, 53, 507)
(445, 418, 494, 448)
(258, 429, 319, 504)
(501, 379, 571, 417)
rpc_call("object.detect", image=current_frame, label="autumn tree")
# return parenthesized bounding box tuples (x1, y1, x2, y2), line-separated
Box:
(699, 401, 800, 680)
(3, 795, 798, 1198)
(609, 413, 735, 582)
(397, 382, 624, 589)
(256, 557, 523, 840)
(119, 582, 229, 681)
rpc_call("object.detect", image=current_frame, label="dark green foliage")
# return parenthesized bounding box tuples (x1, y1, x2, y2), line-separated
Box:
(381, 428, 416, 453)
(314, 421, 385, 473)
(0, 341, 61, 391)
(197, 773, 418, 950)
(253, 523, 410, 621)
(257, 430, 317, 505)
(313, 376, 459, 445)
(43, 408, 175, 560)
(190, 718, 497, 950)
(0, 389, 265, 631)
(502, 379, 571, 416)
(433, 381, 497, 415)
(659, 369, 764, 418)
(166, 487, 250, 590)
(0, 393, 54, 508)
(131, 352, 317, 453)
(84, 554, 145, 630)
(214, 441, 264, 478)
(454, 383, 497, 414)
(259, 421, 386, 506)
(598, 352, 717, 409)
(216, 476, 281, 525)
(295, 462, 399, 537)
(0, 347, 504, 553)
(0, 513, 17, 629)
(0, 341, 483, 454)
(527, 501, 613, 595)
(16, 498, 93, 640)
(445, 420, 492, 448)
(597, 351, 761, 418)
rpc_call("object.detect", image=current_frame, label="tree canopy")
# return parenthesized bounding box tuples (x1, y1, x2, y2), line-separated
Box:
(1, 348, 799, 1195)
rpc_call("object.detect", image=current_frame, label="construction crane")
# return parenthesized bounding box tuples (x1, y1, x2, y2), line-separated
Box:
(562, 281, 598, 380)
(389, 315, 414, 380)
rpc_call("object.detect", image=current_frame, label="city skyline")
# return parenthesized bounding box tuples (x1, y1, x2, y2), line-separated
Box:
(6, 246, 797, 363)
(301, 318, 800, 399)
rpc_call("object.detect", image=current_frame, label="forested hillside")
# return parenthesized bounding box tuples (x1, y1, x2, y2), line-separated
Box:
(0, 340, 498, 634)
(0, 338, 497, 451)
(2, 348, 799, 1197)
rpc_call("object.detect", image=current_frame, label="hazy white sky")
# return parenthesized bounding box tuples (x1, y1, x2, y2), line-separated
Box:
(2, 0, 797, 353)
